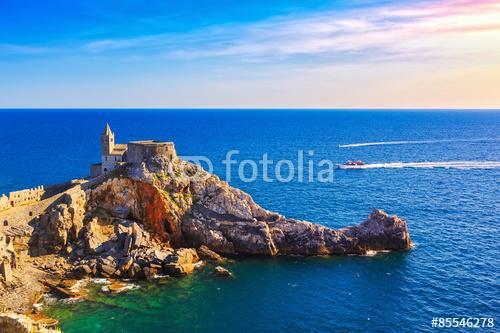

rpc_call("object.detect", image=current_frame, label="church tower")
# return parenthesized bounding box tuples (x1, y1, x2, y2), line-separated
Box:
(101, 123, 114, 155)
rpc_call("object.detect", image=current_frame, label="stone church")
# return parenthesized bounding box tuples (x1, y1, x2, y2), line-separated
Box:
(90, 124, 177, 178)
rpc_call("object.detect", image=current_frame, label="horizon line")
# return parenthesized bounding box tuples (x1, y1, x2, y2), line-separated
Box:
(0, 107, 499, 111)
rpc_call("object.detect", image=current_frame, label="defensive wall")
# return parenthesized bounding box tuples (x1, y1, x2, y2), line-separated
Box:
(127, 141, 177, 164)
(0, 186, 45, 212)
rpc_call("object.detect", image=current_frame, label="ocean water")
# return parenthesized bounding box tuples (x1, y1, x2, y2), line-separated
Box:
(0, 110, 499, 332)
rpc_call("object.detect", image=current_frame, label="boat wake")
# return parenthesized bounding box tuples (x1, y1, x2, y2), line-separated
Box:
(337, 161, 500, 170)
(337, 138, 499, 148)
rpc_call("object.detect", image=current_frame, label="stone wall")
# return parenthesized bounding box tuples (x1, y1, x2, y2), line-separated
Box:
(1, 186, 45, 210)
(90, 163, 102, 178)
(0, 186, 76, 235)
(101, 155, 123, 174)
(127, 141, 177, 164)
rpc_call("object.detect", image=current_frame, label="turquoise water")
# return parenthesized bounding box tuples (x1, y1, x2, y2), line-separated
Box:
(0, 110, 499, 332)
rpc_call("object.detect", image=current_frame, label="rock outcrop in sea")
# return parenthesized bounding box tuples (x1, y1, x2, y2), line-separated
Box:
(28, 156, 411, 281)
(0, 154, 411, 324)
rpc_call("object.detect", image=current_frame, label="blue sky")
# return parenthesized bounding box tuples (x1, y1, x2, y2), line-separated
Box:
(1, 0, 499, 108)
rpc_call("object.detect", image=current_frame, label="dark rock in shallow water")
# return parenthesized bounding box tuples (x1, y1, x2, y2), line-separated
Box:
(214, 266, 233, 278)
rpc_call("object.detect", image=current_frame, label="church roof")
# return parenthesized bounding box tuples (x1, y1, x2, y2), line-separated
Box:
(104, 123, 113, 135)
(110, 144, 127, 156)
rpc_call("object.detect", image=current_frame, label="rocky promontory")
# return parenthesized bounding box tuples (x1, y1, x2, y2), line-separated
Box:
(0, 154, 412, 323)
(31, 156, 411, 278)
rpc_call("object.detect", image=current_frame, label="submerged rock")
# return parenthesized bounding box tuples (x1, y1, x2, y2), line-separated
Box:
(214, 266, 233, 278)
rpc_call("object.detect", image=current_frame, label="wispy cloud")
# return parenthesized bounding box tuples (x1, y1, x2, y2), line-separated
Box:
(4, 0, 500, 66)
(0, 43, 54, 55)
(162, 0, 500, 62)
(2, 0, 499, 108)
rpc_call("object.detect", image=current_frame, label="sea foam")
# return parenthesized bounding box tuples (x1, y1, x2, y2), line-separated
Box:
(337, 161, 500, 170)
(337, 138, 499, 148)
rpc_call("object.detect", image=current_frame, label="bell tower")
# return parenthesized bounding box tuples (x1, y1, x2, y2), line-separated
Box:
(101, 123, 114, 155)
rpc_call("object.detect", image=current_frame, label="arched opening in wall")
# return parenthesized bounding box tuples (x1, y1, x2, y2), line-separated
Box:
(10, 201, 14, 206)
(104, 168, 108, 172)
(29, 211, 33, 217)
(3, 220, 8, 226)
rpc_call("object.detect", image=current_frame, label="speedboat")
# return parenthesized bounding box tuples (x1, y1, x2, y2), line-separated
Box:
(336, 160, 365, 169)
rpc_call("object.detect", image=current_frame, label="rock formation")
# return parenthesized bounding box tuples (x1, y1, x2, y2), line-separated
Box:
(0, 235, 16, 285)
(30, 188, 86, 255)
(25, 155, 412, 281)
(0, 153, 412, 317)
(0, 312, 59, 333)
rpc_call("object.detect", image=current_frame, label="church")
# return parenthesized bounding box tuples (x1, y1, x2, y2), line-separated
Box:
(90, 124, 177, 178)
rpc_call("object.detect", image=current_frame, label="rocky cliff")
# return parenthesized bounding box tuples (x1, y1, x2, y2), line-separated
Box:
(27, 155, 411, 281)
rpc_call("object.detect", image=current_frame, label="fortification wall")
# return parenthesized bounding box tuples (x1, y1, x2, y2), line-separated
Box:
(5, 186, 45, 209)
(0, 181, 84, 232)
(90, 163, 102, 178)
(1, 186, 45, 213)
(127, 141, 177, 164)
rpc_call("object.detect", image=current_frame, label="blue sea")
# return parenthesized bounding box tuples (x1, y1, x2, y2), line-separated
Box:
(0, 110, 499, 332)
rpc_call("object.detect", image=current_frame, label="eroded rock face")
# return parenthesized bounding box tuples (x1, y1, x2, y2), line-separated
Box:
(83, 218, 115, 255)
(30, 188, 86, 255)
(87, 178, 187, 247)
(0, 236, 15, 285)
(71, 217, 203, 280)
(104, 158, 412, 256)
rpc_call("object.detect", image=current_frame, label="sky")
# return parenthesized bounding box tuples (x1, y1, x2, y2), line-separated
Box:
(0, 0, 499, 108)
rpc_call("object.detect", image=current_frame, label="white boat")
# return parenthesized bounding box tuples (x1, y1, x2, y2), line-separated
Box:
(336, 160, 365, 170)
